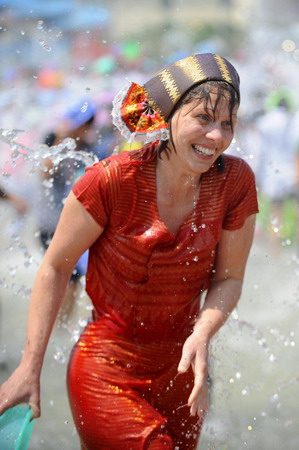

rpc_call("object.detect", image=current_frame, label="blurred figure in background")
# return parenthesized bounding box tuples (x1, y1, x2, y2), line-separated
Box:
(92, 91, 119, 160)
(254, 89, 297, 242)
(0, 185, 28, 367)
(35, 99, 99, 324)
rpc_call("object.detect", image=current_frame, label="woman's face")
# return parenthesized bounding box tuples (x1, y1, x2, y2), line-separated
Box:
(168, 90, 238, 175)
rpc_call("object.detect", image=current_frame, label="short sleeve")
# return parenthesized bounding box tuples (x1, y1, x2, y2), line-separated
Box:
(72, 159, 121, 228)
(223, 160, 259, 231)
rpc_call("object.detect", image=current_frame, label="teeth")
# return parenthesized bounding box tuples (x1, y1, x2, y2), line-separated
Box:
(192, 145, 214, 155)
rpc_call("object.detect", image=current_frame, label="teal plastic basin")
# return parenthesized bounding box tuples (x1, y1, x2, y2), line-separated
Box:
(0, 405, 35, 450)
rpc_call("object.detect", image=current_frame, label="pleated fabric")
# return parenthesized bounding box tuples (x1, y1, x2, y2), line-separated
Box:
(68, 143, 258, 449)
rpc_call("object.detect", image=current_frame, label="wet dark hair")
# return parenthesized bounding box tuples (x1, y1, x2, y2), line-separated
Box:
(157, 80, 240, 172)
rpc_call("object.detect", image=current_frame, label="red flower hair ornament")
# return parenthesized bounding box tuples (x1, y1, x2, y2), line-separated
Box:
(112, 81, 169, 144)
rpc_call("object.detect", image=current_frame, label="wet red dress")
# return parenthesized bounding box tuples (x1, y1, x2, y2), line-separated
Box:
(68, 144, 258, 449)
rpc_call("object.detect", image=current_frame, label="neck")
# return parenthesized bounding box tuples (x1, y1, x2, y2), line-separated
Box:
(156, 152, 201, 198)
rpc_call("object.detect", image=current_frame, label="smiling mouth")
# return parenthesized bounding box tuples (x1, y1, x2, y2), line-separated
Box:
(191, 144, 215, 156)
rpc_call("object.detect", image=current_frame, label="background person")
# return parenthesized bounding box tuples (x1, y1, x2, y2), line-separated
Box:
(0, 185, 28, 368)
(35, 100, 99, 323)
(0, 53, 258, 449)
(253, 90, 297, 242)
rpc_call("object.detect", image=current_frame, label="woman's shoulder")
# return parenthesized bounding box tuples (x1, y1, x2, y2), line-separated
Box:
(100, 142, 157, 169)
(222, 154, 255, 179)
(82, 143, 157, 188)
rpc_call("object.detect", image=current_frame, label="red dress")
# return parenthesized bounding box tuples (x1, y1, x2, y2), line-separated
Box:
(68, 144, 258, 449)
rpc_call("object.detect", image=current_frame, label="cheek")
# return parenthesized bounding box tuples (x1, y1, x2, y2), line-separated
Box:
(223, 132, 234, 149)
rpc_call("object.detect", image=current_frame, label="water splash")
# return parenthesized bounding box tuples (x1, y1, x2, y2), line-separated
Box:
(0, 129, 99, 171)
(229, 311, 277, 362)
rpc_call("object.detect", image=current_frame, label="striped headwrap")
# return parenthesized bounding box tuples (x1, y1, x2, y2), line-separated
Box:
(112, 53, 240, 144)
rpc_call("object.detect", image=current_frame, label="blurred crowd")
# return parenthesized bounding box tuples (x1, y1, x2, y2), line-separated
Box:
(234, 87, 299, 245)
(1, 2, 299, 255)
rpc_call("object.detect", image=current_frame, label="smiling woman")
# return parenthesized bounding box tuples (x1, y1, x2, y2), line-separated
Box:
(0, 53, 258, 450)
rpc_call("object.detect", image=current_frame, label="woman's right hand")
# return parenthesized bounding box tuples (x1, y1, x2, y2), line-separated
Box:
(0, 364, 41, 419)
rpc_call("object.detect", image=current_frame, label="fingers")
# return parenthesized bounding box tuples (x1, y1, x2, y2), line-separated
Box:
(0, 395, 24, 417)
(177, 339, 194, 373)
(188, 377, 209, 417)
(178, 333, 210, 418)
(187, 354, 209, 417)
(29, 394, 41, 419)
(0, 373, 41, 419)
(29, 403, 40, 420)
(0, 381, 20, 415)
(0, 396, 11, 416)
(189, 394, 209, 417)
(0, 395, 40, 419)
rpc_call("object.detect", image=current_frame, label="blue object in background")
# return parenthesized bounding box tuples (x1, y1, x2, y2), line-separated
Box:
(0, 405, 35, 450)
(76, 250, 89, 276)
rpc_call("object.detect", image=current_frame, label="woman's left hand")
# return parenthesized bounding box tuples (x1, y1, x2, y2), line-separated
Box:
(177, 332, 209, 417)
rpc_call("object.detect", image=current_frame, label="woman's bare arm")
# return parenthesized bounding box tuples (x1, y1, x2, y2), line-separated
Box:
(0, 192, 103, 418)
(178, 214, 256, 417)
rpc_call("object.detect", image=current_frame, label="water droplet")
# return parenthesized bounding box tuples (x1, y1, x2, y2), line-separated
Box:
(37, 20, 44, 30)
(78, 318, 87, 327)
(9, 266, 17, 276)
(53, 346, 66, 364)
(81, 102, 88, 112)
(282, 39, 296, 52)
(38, 38, 51, 52)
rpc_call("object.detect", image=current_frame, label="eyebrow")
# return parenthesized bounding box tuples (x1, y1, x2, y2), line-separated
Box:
(193, 106, 237, 117)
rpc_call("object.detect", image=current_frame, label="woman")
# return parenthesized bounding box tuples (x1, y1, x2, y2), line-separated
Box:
(0, 53, 258, 449)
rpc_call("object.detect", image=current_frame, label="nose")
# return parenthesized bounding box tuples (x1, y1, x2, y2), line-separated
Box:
(205, 125, 223, 143)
